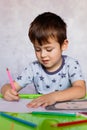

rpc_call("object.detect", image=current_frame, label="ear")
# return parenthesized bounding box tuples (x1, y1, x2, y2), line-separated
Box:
(61, 39, 68, 51)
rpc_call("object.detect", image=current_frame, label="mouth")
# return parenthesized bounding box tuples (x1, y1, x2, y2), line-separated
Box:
(42, 60, 49, 64)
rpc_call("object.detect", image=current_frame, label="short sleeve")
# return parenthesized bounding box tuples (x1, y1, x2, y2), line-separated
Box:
(15, 64, 34, 88)
(68, 60, 84, 83)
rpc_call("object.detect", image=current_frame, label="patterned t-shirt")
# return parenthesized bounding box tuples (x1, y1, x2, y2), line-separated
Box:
(15, 55, 84, 94)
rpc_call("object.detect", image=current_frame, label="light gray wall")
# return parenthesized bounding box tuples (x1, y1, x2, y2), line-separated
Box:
(0, 0, 87, 92)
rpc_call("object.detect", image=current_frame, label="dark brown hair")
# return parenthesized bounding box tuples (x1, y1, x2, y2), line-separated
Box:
(28, 12, 67, 46)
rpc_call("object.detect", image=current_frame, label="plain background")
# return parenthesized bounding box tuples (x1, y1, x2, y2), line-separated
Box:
(0, 0, 87, 93)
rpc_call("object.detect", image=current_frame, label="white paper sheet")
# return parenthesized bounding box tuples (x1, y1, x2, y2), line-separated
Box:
(0, 98, 45, 113)
(1, 98, 87, 114)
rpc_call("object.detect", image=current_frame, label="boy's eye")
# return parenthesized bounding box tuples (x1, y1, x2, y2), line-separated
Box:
(34, 47, 54, 52)
(34, 47, 41, 52)
(46, 48, 53, 52)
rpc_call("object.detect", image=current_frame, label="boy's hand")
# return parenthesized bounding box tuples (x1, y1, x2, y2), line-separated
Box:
(26, 92, 57, 108)
(3, 88, 19, 101)
(1, 82, 21, 101)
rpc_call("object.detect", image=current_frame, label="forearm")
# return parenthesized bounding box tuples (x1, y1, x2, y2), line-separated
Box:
(27, 81, 86, 108)
(54, 83, 86, 102)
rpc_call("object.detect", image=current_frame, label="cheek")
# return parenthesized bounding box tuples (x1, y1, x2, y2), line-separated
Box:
(35, 52, 40, 59)
(52, 49, 61, 56)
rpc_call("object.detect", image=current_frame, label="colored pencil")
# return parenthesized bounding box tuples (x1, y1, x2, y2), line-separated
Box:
(0, 112, 37, 128)
(6, 68, 16, 90)
(19, 94, 41, 99)
(0, 94, 3, 98)
(32, 111, 76, 117)
(52, 119, 87, 127)
(79, 112, 87, 117)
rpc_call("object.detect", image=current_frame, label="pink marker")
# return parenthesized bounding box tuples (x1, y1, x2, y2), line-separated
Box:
(6, 68, 16, 90)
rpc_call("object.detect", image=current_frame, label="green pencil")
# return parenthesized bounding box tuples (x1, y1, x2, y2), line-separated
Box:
(0, 93, 41, 99)
(0, 94, 3, 98)
(32, 111, 76, 117)
(19, 94, 42, 99)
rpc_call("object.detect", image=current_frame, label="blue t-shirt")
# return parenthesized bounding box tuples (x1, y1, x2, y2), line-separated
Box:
(15, 55, 84, 94)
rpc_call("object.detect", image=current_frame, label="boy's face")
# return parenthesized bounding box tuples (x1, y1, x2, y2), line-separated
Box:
(34, 38, 68, 72)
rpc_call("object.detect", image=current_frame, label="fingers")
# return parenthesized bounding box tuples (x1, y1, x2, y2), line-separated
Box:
(26, 93, 56, 108)
(27, 100, 50, 108)
(27, 97, 52, 108)
(26, 98, 41, 108)
(4, 89, 19, 101)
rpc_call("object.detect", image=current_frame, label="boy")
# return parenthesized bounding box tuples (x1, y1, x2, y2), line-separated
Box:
(1, 12, 86, 108)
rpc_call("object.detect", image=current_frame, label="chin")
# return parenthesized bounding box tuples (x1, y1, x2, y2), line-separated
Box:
(44, 65, 52, 69)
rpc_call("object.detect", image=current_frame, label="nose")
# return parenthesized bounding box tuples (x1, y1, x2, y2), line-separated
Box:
(41, 50, 47, 57)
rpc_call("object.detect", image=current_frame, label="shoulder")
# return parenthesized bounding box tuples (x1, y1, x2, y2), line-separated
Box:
(63, 55, 80, 65)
